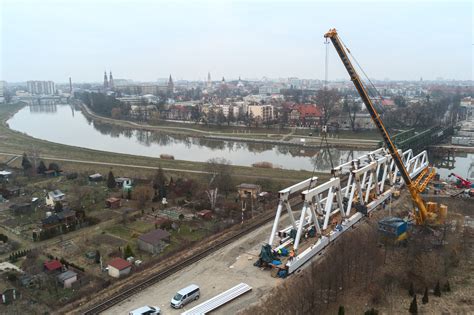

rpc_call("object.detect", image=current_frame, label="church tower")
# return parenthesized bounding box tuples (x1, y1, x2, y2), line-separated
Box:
(109, 71, 114, 89)
(103, 71, 109, 89)
(207, 72, 212, 88)
(167, 74, 174, 96)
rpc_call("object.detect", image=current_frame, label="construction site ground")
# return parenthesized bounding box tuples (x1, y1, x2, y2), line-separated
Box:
(100, 187, 472, 315)
(104, 218, 285, 315)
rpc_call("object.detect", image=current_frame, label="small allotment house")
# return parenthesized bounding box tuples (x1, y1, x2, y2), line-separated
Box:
(236, 183, 261, 199)
(105, 197, 121, 209)
(57, 270, 78, 288)
(0, 283, 18, 304)
(46, 190, 65, 207)
(137, 229, 171, 255)
(107, 257, 132, 278)
(44, 260, 62, 273)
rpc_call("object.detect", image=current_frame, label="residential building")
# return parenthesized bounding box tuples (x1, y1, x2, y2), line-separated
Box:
(248, 104, 274, 121)
(289, 104, 323, 127)
(45, 190, 65, 207)
(57, 270, 78, 288)
(219, 105, 240, 118)
(137, 229, 171, 254)
(460, 96, 473, 119)
(259, 86, 280, 95)
(107, 257, 132, 278)
(117, 95, 159, 106)
(162, 105, 192, 121)
(381, 98, 395, 108)
(333, 112, 375, 130)
(27, 81, 55, 95)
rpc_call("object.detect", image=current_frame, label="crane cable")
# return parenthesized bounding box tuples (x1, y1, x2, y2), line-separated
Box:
(338, 37, 385, 112)
(308, 38, 335, 191)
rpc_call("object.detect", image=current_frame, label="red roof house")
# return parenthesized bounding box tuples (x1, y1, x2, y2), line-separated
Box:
(196, 210, 213, 220)
(44, 260, 62, 272)
(381, 99, 395, 107)
(107, 257, 132, 278)
(289, 104, 323, 126)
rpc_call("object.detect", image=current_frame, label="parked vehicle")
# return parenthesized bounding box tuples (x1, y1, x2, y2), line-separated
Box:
(170, 284, 200, 309)
(128, 305, 160, 315)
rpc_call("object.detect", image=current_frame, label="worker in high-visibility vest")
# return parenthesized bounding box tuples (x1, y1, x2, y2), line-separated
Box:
(289, 249, 295, 261)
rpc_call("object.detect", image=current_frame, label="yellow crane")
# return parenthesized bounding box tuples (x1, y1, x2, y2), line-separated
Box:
(324, 28, 440, 225)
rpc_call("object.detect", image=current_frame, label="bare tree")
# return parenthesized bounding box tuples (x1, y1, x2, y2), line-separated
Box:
(342, 96, 360, 131)
(315, 88, 341, 127)
(205, 158, 234, 196)
(133, 185, 154, 209)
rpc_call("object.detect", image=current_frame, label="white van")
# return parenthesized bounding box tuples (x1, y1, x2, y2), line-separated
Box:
(128, 305, 160, 315)
(170, 284, 200, 309)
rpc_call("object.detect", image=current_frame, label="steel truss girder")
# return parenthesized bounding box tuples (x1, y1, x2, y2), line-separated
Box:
(266, 147, 430, 274)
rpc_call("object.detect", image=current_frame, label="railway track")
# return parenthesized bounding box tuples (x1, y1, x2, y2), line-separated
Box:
(83, 210, 279, 314)
(82, 174, 344, 314)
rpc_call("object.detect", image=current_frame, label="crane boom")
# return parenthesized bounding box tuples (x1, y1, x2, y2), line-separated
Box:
(324, 28, 429, 224)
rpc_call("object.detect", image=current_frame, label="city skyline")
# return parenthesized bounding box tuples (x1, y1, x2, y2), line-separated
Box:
(1, 0, 472, 82)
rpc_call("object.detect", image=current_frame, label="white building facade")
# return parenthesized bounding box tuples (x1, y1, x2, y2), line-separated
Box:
(27, 81, 56, 95)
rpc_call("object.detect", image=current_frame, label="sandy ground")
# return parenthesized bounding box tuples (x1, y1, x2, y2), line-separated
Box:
(104, 218, 287, 315)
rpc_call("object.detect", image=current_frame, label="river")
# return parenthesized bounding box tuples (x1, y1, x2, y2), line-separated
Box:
(7, 104, 473, 178)
(7, 105, 368, 172)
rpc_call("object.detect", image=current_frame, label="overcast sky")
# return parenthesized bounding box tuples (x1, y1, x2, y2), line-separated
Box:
(1, 0, 472, 83)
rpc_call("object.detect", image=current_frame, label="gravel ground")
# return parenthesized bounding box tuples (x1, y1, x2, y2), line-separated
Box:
(104, 219, 286, 315)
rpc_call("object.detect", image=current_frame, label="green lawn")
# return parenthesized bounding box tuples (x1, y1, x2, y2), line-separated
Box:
(127, 220, 155, 234)
(105, 225, 135, 242)
(171, 224, 207, 242)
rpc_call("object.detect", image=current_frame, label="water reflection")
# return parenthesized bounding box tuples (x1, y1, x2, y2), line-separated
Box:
(29, 104, 57, 113)
(9, 105, 371, 171)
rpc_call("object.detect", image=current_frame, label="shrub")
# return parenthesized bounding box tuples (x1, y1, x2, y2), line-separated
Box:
(409, 282, 415, 297)
(251, 161, 274, 168)
(66, 172, 78, 180)
(422, 287, 429, 304)
(443, 280, 451, 292)
(160, 154, 174, 160)
(434, 281, 441, 297)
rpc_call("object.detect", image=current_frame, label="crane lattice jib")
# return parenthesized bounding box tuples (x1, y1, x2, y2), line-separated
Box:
(324, 28, 428, 223)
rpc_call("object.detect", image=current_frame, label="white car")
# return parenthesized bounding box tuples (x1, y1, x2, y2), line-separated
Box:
(171, 284, 200, 309)
(129, 305, 160, 315)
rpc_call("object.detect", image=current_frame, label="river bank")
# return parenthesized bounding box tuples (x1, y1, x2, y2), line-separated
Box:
(77, 101, 380, 150)
(0, 103, 320, 183)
